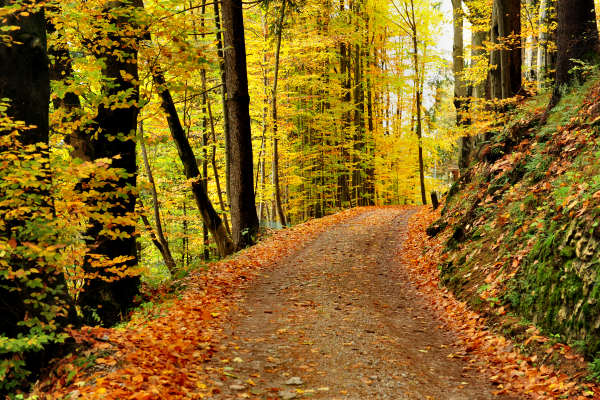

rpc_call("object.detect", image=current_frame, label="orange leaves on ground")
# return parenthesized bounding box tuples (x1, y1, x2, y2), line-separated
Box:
(401, 207, 599, 400)
(38, 207, 367, 399)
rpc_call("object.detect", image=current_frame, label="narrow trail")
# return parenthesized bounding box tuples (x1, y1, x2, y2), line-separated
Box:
(204, 208, 510, 400)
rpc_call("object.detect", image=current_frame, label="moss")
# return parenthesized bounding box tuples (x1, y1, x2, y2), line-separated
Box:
(560, 246, 575, 259)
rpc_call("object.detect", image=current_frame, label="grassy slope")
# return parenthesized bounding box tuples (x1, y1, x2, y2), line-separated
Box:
(434, 77, 600, 368)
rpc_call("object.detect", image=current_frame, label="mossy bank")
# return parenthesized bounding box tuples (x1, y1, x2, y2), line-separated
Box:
(433, 77, 600, 365)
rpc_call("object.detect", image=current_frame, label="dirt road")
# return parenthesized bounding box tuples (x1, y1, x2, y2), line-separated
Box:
(203, 208, 510, 400)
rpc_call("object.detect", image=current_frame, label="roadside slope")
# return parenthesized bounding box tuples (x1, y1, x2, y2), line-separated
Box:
(430, 78, 600, 396)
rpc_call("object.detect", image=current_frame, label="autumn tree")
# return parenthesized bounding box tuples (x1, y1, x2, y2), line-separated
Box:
(77, 0, 144, 326)
(394, 0, 427, 205)
(0, 0, 74, 391)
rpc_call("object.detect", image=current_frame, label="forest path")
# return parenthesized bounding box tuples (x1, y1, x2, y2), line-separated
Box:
(204, 208, 510, 400)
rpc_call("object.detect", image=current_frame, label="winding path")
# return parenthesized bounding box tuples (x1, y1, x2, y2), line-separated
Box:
(204, 208, 511, 400)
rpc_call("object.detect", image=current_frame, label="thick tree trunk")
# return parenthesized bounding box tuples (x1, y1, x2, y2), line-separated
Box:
(139, 121, 177, 273)
(78, 0, 142, 326)
(272, 0, 287, 227)
(152, 70, 235, 257)
(0, 1, 75, 388)
(221, 0, 260, 248)
(554, 0, 599, 89)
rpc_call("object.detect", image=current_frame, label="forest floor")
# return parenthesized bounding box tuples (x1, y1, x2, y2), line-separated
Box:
(38, 207, 596, 399)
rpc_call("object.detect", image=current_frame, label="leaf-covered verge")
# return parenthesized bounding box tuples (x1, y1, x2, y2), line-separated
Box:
(28, 207, 375, 399)
(429, 75, 600, 392)
(407, 208, 600, 398)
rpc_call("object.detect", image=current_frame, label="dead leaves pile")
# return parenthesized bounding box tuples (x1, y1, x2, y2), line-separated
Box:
(36, 208, 366, 400)
(401, 207, 600, 400)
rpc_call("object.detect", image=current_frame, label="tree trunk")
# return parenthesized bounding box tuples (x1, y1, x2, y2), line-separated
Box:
(554, 0, 599, 89)
(338, 0, 352, 208)
(139, 121, 177, 273)
(221, 0, 260, 248)
(524, 0, 538, 81)
(452, 0, 467, 121)
(490, 0, 522, 99)
(213, 0, 232, 212)
(78, 0, 142, 326)
(471, 29, 489, 99)
(536, 0, 552, 89)
(272, 0, 288, 227)
(0, 1, 75, 388)
(139, 207, 177, 273)
(152, 69, 235, 257)
(409, 1, 427, 205)
(453, 0, 471, 169)
(47, 8, 89, 161)
(207, 88, 231, 235)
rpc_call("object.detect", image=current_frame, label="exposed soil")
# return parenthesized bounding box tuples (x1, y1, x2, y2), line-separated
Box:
(203, 208, 512, 400)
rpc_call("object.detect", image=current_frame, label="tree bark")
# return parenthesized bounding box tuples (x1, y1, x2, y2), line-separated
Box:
(221, 0, 260, 248)
(152, 69, 235, 257)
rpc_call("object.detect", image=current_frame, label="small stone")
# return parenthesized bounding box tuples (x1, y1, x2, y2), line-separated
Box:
(279, 390, 297, 399)
(285, 376, 304, 385)
(369, 375, 378, 380)
(229, 384, 246, 391)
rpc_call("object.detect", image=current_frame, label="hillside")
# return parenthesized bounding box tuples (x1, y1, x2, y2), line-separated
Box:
(430, 77, 600, 371)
